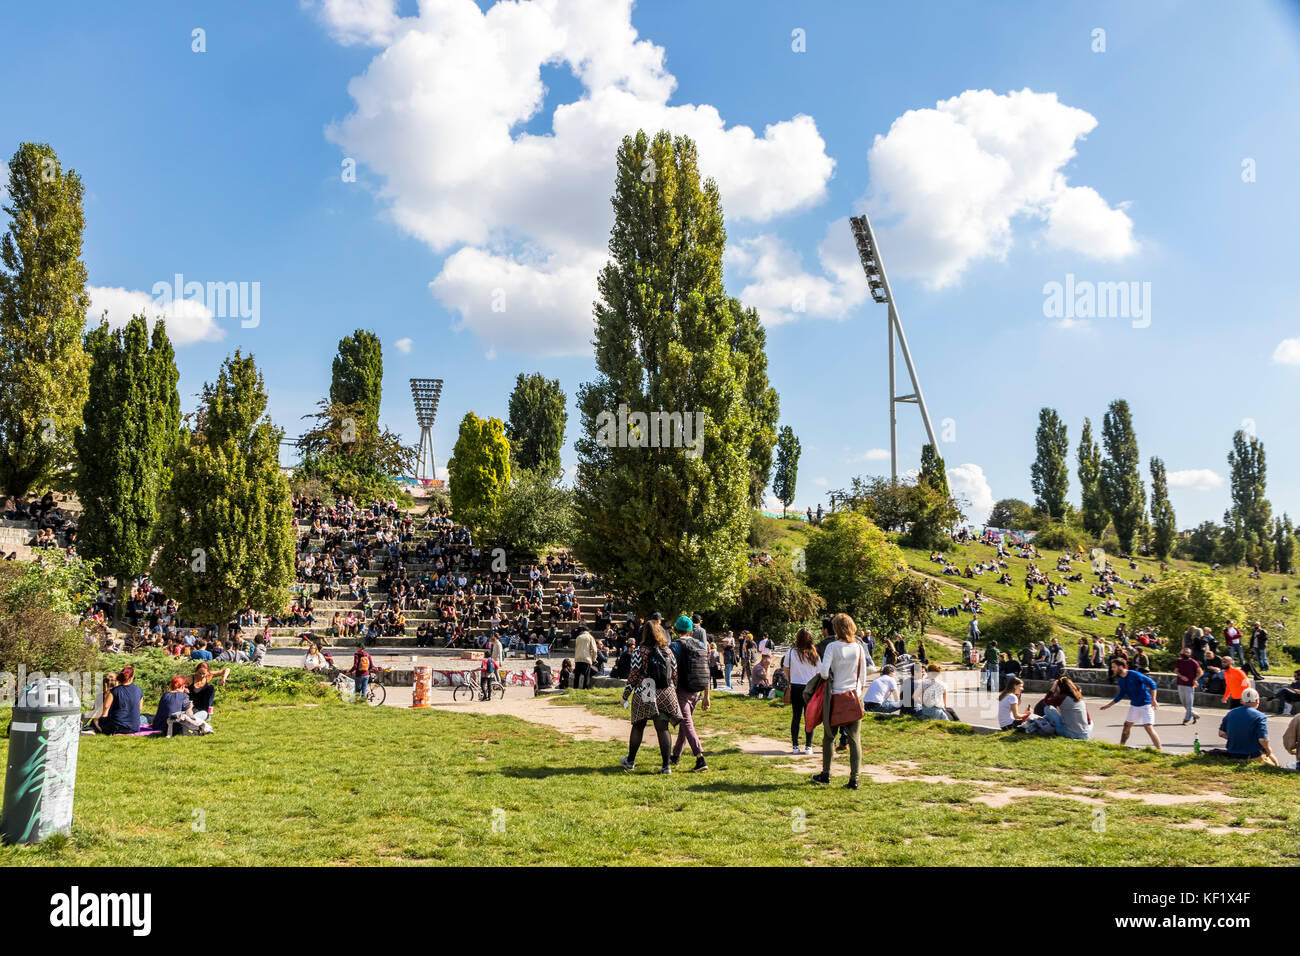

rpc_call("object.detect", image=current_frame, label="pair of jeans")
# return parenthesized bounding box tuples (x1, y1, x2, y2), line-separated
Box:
(788, 683, 814, 747)
(865, 700, 900, 713)
(984, 666, 1000, 692)
(672, 690, 702, 759)
(1177, 685, 1197, 722)
(1044, 705, 1090, 739)
(917, 706, 950, 721)
(1229, 644, 1244, 665)
(821, 709, 861, 781)
(724, 662, 733, 689)
(353, 674, 369, 697)
(1255, 649, 1269, 670)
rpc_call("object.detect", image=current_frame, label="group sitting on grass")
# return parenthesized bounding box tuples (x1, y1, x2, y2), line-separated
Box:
(87, 663, 227, 737)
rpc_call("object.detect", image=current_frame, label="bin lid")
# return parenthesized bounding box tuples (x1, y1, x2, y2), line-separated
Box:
(19, 678, 80, 710)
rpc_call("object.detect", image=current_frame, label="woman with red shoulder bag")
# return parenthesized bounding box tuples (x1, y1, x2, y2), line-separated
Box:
(810, 613, 868, 791)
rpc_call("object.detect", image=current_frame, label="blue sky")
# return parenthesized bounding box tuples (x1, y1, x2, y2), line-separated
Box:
(1, 0, 1297, 526)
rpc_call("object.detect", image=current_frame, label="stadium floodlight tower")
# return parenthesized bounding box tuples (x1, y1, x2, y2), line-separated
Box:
(409, 378, 444, 483)
(849, 212, 940, 482)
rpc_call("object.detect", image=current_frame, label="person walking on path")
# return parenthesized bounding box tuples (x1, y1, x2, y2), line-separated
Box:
(668, 615, 710, 772)
(1222, 656, 1251, 708)
(619, 620, 682, 773)
(816, 617, 850, 752)
(1100, 658, 1162, 750)
(782, 628, 820, 753)
(1174, 648, 1203, 724)
(809, 613, 869, 791)
(982, 641, 1000, 692)
(573, 626, 597, 689)
(721, 631, 736, 689)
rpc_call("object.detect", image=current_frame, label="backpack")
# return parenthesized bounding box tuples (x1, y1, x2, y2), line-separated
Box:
(356, 653, 371, 673)
(678, 639, 709, 693)
(643, 647, 669, 690)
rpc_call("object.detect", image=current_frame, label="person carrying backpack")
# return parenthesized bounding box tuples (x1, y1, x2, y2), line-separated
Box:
(619, 620, 682, 773)
(668, 615, 711, 772)
(349, 641, 374, 699)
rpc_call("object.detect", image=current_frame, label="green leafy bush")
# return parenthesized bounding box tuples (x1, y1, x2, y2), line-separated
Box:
(103, 651, 334, 703)
(982, 599, 1056, 650)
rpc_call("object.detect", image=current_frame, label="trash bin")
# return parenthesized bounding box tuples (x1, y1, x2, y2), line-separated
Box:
(1, 678, 82, 845)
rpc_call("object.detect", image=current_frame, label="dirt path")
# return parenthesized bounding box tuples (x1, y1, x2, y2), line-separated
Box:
(428, 693, 1241, 811)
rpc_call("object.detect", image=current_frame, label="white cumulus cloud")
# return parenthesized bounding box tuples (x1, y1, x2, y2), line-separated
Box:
(321, 0, 835, 355)
(1166, 469, 1223, 491)
(947, 462, 994, 525)
(865, 88, 1137, 287)
(394, 336, 413, 354)
(86, 286, 224, 346)
(1271, 338, 1300, 365)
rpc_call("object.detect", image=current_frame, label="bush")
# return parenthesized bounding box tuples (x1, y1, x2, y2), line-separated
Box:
(1129, 572, 1246, 645)
(732, 562, 825, 642)
(983, 599, 1056, 650)
(748, 511, 780, 550)
(1033, 523, 1094, 552)
(0, 557, 98, 675)
(105, 650, 334, 703)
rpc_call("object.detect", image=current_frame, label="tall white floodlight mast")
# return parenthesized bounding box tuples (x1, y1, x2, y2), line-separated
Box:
(409, 378, 443, 483)
(848, 213, 940, 481)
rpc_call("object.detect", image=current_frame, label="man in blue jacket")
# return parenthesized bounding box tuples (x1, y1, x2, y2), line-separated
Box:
(1099, 658, 1162, 750)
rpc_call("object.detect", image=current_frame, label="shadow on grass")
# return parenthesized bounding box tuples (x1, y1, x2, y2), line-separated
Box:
(683, 780, 791, 794)
(493, 765, 629, 779)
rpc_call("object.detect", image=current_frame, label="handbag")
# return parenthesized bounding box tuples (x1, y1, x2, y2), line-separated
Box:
(829, 646, 865, 728)
(805, 683, 825, 733)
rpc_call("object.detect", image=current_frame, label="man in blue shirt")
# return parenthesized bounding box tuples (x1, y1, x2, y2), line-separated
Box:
(189, 640, 214, 662)
(1216, 688, 1278, 765)
(1099, 658, 1162, 750)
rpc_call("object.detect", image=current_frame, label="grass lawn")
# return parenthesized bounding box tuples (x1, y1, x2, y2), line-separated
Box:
(2, 685, 1295, 867)
(896, 539, 1300, 674)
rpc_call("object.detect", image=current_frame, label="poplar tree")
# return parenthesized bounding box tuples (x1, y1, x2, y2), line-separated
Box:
(1226, 430, 1272, 567)
(1077, 417, 1106, 538)
(74, 316, 180, 585)
(447, 411, 511, 532)
(574, 130, 754, 614)
(1149, 456, 1177, 559)
(1030, 407, 1069, 519)
(772, 426, 800, 517)
(730, 298, 780, 506)
(0, 143, 92, 496)
(505, 373, 566, 477)
(1098, 399, 1145, 553)
(918, 443, 949, 497)
(152, 351, 294, 637)
(329, 330, 383, 431)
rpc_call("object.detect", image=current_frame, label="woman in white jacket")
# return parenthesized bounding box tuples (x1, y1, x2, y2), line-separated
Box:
(810, 613, 869, 791)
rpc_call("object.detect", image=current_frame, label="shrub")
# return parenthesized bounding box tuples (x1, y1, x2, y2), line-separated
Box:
(732, 562, 825, 642)
(1129, 572, 1246, 645)
(104, 650, 334, 703)
(0, 557, 98, 675)
(1033, 523, 1094, 552)
(982, 599, 1056, 650)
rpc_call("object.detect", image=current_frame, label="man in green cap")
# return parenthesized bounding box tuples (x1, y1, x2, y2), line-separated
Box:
(668, 614, 710, 771)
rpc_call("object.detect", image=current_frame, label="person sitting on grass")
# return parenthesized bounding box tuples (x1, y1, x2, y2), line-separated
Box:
(188, 662, 226, 724)
(1042, 677, 1092, 739)
(997, 677, 1031, 730)
(863, 665, 901, 713)
(1210, 688, 1279, 766)
(92, 667, 143, 735)
(748, 651, 775, 698)
(152, 675, 194, 735)
(301, 643, 328, 673)
(917, 663, 953, 721)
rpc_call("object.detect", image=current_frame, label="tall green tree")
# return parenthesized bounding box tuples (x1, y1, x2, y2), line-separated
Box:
(573, 130, 754, 615)
(989, 498, 1034, 530)
(447, 411, 511, 532)
(74, 316, 180, 585)
(1272, 514, 1295, 574)
(918, 443, 949, 498)
(1226, 430, 1271, 566)
(153, 351, 294, 638)
(729, 298, 780, 506)
(1098, 400, 1145, 553)
(772, 425, 800, 516)
(505, 372, 566, 477)
(295, 398, 417, 501)
(329, 330, 383, 431)
(1030, 408, 1069, 519)
(1076, 417, 1106, 538)
(1148, 456, 1177, 559)
(0, 143, 92, 496)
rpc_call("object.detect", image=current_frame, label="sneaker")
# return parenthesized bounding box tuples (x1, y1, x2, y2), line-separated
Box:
(792, 745, 803, 755)
(809, 772, 830, 785)
(619, 756, 635, 772)
(844, 778, 859, 791)
(692, 756, 708, 772)
(657, 765, 672, 775)
(669, 753, 681, 767)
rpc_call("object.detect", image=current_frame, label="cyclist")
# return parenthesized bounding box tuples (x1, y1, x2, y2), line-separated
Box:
(349, 640, 375, 700)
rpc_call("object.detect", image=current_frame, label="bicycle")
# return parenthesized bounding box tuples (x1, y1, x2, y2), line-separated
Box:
(452, 670, 505, 702)
(330, 666, 387, 706)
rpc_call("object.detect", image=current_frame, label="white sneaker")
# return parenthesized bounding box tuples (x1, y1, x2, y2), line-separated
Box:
(792, 745, 802, 754)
